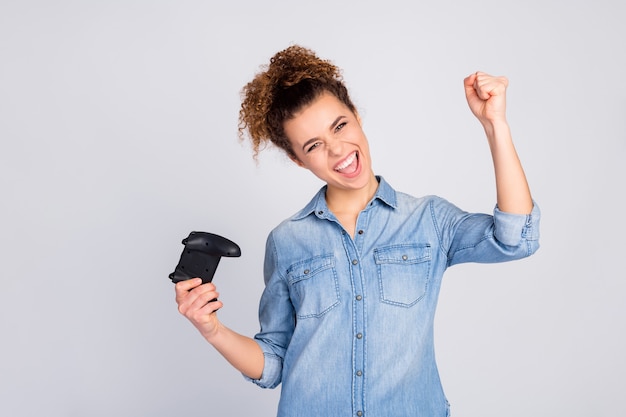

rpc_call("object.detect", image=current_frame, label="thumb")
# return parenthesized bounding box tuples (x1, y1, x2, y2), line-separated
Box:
(464, 72, 477, 89)
(464, 72, 479, 99)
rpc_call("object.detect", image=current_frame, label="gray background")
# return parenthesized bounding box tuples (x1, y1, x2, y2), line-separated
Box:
(1, 1, 624, 416)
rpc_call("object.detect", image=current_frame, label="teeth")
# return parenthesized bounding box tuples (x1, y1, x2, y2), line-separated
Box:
(335, 152, 357, 171)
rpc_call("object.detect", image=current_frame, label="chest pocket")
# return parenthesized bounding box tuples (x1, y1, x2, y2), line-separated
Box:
(374, 244, 431, 307)
(286, 254, 339, 319)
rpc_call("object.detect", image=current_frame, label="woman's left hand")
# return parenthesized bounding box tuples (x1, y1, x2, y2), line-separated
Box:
(464, 72, 509, 126)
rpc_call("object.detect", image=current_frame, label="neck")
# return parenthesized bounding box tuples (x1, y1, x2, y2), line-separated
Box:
(325, 173, 379, 215)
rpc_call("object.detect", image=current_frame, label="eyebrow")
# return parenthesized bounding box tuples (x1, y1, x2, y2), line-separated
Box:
(301, 115, 345, 152)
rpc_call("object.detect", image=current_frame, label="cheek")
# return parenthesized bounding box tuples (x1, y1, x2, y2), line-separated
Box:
(289, 149, 313, 168)
(299, 154, 327, 171)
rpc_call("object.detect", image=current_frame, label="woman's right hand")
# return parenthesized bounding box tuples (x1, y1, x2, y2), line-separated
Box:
(175, 278, 265, 379)
(175, 278, 224, 341)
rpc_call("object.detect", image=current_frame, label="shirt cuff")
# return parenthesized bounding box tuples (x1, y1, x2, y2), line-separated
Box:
(493, 201, 541, 247)
(242, 352, 283, 389)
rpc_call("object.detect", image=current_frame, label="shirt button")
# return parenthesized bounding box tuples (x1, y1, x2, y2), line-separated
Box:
(356, 333, 363, 339)
(357, 411, 363, 417)
(352, 259, 358, 265)
(358, 229, 364, 235)
(355, 295, 362, 301)
(356, 370, 363, 376)
(303, 269, 310, 275)
(402, 254, 408, 261)
(317, 210, 324, 215)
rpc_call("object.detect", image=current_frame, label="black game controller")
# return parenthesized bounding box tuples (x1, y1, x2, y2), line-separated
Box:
(169, 231, 241, 284)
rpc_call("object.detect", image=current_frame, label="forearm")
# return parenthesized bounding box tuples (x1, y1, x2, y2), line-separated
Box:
(483, 120, 533, 214)
(206, 323, 265, 380)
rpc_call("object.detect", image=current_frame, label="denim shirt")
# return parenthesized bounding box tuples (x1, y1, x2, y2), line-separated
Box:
(247, 176, 540, 417)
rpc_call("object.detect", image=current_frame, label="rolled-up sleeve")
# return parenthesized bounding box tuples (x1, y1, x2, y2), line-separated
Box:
(243, 352, 283, 388)
(440, 199, 541, 266)
(242, 232, 294, 389)
(493, 202, 541, 248)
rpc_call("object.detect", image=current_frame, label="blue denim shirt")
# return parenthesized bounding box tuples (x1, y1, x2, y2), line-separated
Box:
(247, 176, 540, 417)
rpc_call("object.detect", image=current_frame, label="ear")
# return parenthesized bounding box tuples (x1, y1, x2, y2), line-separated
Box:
(289, 153, 305, 168)
(355, 111, 363, 126)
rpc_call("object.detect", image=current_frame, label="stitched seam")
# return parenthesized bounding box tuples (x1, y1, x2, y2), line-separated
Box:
(429, 199, 448, 260)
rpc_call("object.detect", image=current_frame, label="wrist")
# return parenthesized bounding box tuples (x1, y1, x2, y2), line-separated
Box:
(481, 118, 510, 140)
(201, 319, 224, 344)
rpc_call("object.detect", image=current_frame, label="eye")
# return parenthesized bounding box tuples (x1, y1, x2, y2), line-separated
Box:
(306, 142, 322, 153)
(335, 122, 347, 132)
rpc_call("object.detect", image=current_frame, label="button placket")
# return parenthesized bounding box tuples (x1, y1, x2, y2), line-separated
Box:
(344, 211, 368, 416)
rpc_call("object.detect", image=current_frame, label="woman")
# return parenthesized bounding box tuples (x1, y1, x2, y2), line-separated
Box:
(175, 45, 540, 417)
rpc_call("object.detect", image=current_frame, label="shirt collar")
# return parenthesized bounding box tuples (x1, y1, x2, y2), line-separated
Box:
(292, 175, 398, 221)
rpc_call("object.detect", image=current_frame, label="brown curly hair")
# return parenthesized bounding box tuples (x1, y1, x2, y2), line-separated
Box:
(238, 45, 357, 160)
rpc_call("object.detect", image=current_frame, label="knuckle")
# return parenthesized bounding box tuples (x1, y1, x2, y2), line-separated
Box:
(191, 311, 206, 323)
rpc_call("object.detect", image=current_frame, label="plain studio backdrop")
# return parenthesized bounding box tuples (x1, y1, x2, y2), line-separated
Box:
(1, 1, 624, 416)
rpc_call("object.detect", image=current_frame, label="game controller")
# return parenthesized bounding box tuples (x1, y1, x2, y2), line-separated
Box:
(169, 231, 241, 284)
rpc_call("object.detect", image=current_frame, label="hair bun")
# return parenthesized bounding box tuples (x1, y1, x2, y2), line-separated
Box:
(239, 44, 353, 161)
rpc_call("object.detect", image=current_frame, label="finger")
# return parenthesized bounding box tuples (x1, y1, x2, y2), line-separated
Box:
(191, 282, 218, 295)
(175, 278, 203, 308)
(473, 73, 493, 100)
(464, 72, 479, 97)
(178, 287, 219, 316)
(188, 296, 223, 321)
(175, 278, 202, 294)
(464, 72, 477, 88)
(475, 76, 508, 92)
(200, 299, 224, 316)
(475, 73, 508, 98)
(464, 73, 482, 107)
(190, 286, 221, 309)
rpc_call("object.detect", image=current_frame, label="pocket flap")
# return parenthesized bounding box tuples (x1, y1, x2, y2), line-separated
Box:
(287, 254, 335, 284)
(374, 244, 431, 265)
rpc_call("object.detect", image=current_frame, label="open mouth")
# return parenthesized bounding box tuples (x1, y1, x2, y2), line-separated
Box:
(334, 151, 359, 174)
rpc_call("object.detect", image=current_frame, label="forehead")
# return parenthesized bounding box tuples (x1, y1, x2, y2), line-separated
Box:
(284, 92, 352, 142)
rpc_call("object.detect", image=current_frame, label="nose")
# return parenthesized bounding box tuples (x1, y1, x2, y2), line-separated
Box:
(327, 136, 343, 156)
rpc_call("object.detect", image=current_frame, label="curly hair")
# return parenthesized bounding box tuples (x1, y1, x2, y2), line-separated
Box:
(238, 45, 357, 160)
